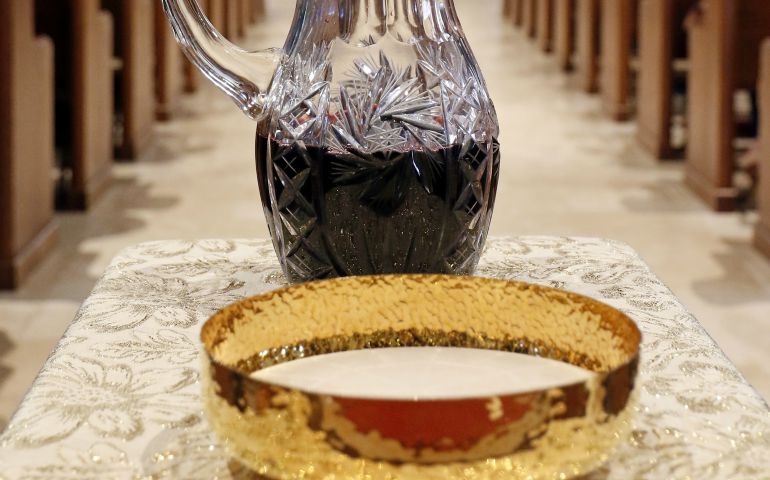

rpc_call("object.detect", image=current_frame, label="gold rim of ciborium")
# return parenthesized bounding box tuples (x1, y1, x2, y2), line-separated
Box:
(201, 275, 641, 480)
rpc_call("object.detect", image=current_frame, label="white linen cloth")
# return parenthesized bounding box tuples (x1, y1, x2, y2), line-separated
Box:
(1, 237, 768, 478)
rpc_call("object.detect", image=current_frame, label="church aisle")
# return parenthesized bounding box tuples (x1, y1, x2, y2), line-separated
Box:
(1, 0, 768, 428)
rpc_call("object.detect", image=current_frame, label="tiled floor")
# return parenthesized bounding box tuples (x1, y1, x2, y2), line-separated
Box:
(1, 0, 769, 428)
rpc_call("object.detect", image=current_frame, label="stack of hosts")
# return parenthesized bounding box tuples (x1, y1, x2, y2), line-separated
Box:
(0, 0, 265, 290)
(503, 0, 770, 259)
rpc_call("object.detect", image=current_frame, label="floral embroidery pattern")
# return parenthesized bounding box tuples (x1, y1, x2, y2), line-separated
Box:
(80, 274, 244, 333)
(3, 355, 199, 447)
(1, 443, 140, 479)
(92, 330, 197, 365)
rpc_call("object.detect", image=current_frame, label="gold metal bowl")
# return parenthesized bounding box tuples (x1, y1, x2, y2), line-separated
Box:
(201, 275, 641, 479)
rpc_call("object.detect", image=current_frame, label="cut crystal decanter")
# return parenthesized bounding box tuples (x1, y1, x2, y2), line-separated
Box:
(163, 0, 500, 282)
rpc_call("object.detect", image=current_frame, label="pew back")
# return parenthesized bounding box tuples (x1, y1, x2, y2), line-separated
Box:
(155, 1, 185, 120)
(685, 0, 770, 210)
(36, 0, 115, 209)
(554, 0, 575, 70)
(636, 0, 697, 158)
(0, 0, 58, 288)
(103, 0, 156, 159)
(755, 39, 770, 257)
(575, 0, 600, 92)
(523, 0, 537, 38)
(599, 0, 637, 120)
(537, 0, 555, 52)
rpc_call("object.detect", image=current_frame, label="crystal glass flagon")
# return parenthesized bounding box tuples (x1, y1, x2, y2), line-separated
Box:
(163, 0, 500, 282)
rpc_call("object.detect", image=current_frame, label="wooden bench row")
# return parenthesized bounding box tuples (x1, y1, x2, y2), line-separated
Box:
(0, 0, 58, 289)
(755, 40, 770, 259)
(504, 0, 770, 259)
(0, 0, 264, 289)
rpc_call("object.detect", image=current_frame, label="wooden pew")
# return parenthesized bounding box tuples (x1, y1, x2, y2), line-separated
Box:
(636, 0, 697, 158)
(36, 0, 114, 210)
(239, 0, 262, 33)
(554, 0, 575, 70)
(207, 0, 227, 33)
(239, 0, 248, 38)
(537, 0, 555, 52)
(0, 0, 58, 289)
(510, 0, 524, 26)
(575, 0, 600, 93)
(755, 39, 770, 258)
(241, 0, 252, 31)
(244, 0, 263, 26)
(250, 0, 265, 23)
(599, 0, 637, 120)
(177, 0, 211, 94)
(178, 0, 225, 94)
(103, 0, 156, 159)
(685, 0, 770, 211)
(225, 0, 241, 40)
(155, 1, 185, 120)
(184, 61, 200, 94)
(523, 0, 538, 38)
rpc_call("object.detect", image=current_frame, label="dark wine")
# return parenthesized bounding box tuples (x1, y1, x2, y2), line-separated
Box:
(256, 134, 500, 283)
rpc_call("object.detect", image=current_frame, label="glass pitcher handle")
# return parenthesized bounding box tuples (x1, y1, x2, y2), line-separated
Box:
(162, 0, 282, 119)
